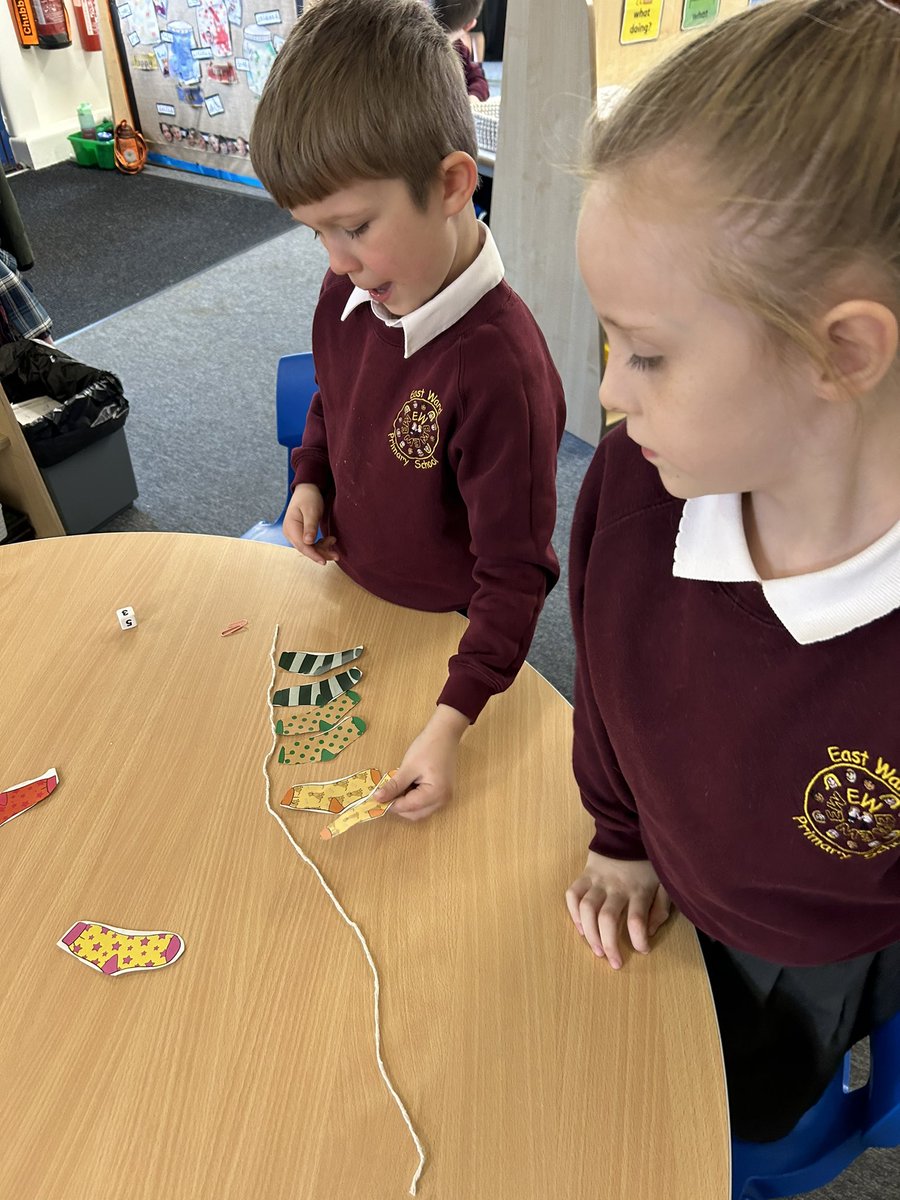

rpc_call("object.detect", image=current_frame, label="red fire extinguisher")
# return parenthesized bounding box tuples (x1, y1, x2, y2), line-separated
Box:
(30, 0, 72, 47)
(73, 0, 101, 50)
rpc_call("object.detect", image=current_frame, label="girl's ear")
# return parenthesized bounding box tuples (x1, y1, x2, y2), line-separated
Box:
(814, 300, 899, 401)
(439, 152, 479, 216)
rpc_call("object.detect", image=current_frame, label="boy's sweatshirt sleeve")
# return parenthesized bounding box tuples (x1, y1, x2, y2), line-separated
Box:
(569, 440, 647, 860)
(290, 385, 333, 496)
(436, 318, 565, 722)
(455, 40, 490, 101)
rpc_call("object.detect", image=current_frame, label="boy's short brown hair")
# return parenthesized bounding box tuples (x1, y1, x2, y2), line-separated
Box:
(251, 0, 477, 211)
(431, 0, 485, 34)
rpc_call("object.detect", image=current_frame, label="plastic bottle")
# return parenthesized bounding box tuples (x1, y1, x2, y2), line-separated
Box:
(77, 103, 97, 140)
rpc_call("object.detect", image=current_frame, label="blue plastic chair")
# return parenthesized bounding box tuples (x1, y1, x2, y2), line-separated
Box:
(242, 352, 317, 545)
(732, 1008, 900, 1199)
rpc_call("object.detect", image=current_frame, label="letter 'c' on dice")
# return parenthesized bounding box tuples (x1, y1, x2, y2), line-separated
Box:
(117, 607, 137, 630)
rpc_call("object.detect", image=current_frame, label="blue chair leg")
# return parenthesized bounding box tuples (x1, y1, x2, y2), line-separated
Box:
(731, 1055, 864, 1200)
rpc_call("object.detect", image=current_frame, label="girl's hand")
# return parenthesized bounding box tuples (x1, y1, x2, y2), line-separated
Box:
(284, 483, 339, 565)
(565, 851, 671, 969)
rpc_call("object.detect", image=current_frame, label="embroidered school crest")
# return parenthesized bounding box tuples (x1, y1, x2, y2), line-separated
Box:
(793, 748, 900, 860)
(388, 389, 442, 469)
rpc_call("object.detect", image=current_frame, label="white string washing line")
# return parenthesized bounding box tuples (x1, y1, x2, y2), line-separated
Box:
(262, 624, 426, 1196)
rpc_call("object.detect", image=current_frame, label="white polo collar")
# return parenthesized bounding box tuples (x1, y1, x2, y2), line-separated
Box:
(673, 492, 900, 644)
(340, 221, 504, 359)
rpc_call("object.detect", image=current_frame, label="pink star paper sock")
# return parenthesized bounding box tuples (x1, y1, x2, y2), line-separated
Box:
(58, 922, 185, 976)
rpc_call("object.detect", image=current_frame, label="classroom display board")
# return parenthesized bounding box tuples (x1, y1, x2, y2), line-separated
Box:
(110, 0, 302, 184)
(593, 0, 761, 90)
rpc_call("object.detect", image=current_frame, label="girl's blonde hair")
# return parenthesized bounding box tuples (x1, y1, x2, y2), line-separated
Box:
(585, 0, 900, 365)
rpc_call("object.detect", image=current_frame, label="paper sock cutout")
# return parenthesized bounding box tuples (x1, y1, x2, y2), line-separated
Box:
(272, 667, 362, 708)
(280, 767, 386, 813)
(0, 768, 58, 829)
(278, 645, 363, 676)
(277, 715, 367, 765)
(58, 922, 184, 976)
(274, 690, 361, 736)
(320, 772, 397, 840)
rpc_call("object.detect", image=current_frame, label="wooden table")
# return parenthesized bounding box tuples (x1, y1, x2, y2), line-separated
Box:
(0, 533, 729, 1199)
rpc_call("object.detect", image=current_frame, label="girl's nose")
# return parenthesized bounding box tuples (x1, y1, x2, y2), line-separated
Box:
(598, 362, 640, 418)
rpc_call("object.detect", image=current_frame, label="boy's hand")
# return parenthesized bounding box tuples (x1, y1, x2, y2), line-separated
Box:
(565, 851, 671, 970)
(382, 705, 470, 822)
(284, 483, 339, 565)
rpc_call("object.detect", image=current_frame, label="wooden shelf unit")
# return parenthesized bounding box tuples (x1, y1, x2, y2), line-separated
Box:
(0, 382, 66, 539)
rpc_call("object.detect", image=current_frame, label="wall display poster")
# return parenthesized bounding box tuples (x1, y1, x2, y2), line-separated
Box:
(112, 0, 300, 183)
(681, 0, 719, 29)
(620, 0, 665, 44)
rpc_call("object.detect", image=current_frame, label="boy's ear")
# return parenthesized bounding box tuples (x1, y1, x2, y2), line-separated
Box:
(814, 299, 899, 402)
(439, 152, 478, 216)
(463, 16, 478, 31)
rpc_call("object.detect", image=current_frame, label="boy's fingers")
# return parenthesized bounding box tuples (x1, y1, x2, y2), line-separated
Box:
(283, 511, 306, 550)
(392, 786, 428, 816)
(384, 765, 418, 810)
(298, 507, 319, 541)
(375, 772, 401, 803)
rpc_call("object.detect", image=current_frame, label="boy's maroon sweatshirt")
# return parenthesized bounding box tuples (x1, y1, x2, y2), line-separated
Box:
(293, 270, 565, 722)
(454, 39, 490, 101)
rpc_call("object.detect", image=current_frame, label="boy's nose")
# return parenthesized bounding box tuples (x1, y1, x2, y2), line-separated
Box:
(323, 238, 360, 277)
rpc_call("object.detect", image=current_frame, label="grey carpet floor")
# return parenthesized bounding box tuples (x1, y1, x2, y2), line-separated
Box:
(59, 217, 898, 1200)
(11, 163, 294, 336)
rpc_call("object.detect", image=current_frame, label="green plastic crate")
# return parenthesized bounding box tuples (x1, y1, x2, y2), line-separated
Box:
(68, 121, 116, 170)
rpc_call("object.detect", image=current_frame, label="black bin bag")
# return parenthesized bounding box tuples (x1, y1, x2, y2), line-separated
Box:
(0, 339, 129, 468)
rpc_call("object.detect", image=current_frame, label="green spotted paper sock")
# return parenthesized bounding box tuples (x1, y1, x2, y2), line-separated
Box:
(277, 715, 367, 765)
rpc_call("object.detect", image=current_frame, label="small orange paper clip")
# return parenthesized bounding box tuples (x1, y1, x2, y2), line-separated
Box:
(220, 619, 249, 636)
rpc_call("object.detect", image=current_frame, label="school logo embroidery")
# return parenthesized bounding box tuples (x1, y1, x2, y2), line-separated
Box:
(388, 389, 441, 470)
(794, 746, 900, 860)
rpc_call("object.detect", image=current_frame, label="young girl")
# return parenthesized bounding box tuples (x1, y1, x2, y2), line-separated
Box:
(566, 0, 900, 1142)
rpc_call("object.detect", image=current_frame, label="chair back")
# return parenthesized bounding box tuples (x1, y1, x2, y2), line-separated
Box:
(275, 352, 317, 504)
(732, 1007, 900, 1200)
(240, 351, 317, 543)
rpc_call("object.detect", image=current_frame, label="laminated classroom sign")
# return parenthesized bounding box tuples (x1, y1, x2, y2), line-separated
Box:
(681, 0, 719, 29)
(620, 0, 665, 44)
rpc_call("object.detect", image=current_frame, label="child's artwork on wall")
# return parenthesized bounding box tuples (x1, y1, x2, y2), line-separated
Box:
(112, 0, 300, 183)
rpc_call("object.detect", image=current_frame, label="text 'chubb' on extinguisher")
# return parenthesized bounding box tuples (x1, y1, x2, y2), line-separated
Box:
(6, 0, 72, 49)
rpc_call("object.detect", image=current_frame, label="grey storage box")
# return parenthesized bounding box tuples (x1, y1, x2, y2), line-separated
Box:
(39, 428, 138, 534)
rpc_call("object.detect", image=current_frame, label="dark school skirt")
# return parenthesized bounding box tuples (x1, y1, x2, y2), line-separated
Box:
(698, 931, 900, 1142)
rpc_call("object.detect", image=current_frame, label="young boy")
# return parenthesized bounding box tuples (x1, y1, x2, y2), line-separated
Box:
(251, 0, 565, 820)
(431, 0, 491, 101)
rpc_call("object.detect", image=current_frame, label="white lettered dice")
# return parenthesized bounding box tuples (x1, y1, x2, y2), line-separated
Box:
(117, 606, 137, 630)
